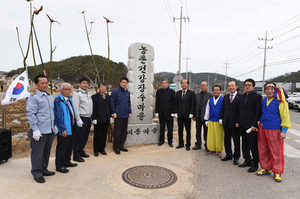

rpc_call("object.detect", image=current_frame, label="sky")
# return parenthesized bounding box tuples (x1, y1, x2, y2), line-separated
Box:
(1, 0, 300, 81)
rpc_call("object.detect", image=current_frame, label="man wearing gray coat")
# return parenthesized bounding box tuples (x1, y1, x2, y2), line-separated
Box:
(193, 81, 213, 151)
(26, 74, 56, 183)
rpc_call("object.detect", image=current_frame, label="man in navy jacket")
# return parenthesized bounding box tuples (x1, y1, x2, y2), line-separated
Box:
(54, 83, 78, 173)
(110, 77, 132, 155)
(237, 78, 262, 173)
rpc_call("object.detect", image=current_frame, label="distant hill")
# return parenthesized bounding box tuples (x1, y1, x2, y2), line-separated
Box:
(267, 70, 300, 82)
(154, 72, 244, 91)
(6, 55, 127, 88)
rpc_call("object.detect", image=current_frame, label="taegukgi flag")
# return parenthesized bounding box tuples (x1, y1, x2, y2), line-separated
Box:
(1, 70, 31, 105)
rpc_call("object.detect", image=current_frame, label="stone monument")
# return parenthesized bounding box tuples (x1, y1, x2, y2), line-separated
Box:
(125, 42, 159, 145)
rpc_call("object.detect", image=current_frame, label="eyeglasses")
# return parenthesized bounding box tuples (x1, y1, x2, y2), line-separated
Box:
(62, 89, 72, 91)
(244, 84, 253, 87)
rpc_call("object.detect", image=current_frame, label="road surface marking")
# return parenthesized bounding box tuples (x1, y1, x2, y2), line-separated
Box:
(288, 129, 300, 138)
(295, 140, 300, 144)
(291, 122, 300, 128)
(284, 143, 300, 158)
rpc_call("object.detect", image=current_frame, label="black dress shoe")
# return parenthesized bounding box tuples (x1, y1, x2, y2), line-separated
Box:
(233, 159, 239, 165)
(193, 145, 201, 150)
(81, 153, 89, 158)
(100, 150, 107, 155)
(176, 145, 184, 149)
(114, 148, 120, 155)
(158, 142, 164, 146)
(64, 162, 78, 167)
(221, 156, 232, 161)
(119, 146, 128, 152)
(34, 176, 45, 183)
(56, 167, 69, 173)
(94, 152, 99, 157)
(168, 143, 173, 147)
(43, 171, 55, 176)
(73, 157, 85, 162)
(238, 162, 252, 167)
(248, 167, 258, 172)
(186, 147, 190, 151)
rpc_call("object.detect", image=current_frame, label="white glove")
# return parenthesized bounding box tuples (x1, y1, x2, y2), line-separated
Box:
(189, 114, 193, 119)
(92, 120, 97, 125)
(171, 113, 175, 117)
(205, 121, 209, 127)
(246, 128, 251, 134)
(54, 125, 58, 135)
(155, 113, 159, 117)
(77, 119, 84, 127)
(110, 117, 113, 123)
(32, 130, 42, 141)
(174, 113, 178, 118)
(219, 119, 222, 125)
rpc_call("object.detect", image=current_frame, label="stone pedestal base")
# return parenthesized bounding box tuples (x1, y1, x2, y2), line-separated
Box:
(125, 123, 160, 146)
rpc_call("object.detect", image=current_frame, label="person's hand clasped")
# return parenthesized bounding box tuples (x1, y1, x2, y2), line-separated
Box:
(77, 119, 84, 127)
(279, 132, 286, 140)
(61, 130, 67, 137)
(32, 130, 42, 141)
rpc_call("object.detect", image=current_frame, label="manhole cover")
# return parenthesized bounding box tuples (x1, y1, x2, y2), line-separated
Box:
(122, 165, 177, 189)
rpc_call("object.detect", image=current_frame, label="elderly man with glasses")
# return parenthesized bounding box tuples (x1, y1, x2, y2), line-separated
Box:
(54, 83, 78, 173)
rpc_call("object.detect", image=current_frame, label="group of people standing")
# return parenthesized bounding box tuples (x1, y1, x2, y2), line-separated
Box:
(26, 75, 131, 183)
(26, 74, 290, 184)
(155, 78, 290, 183)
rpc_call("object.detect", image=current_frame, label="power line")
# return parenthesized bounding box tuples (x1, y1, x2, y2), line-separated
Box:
(163, 0, 179, 38)
(229, 40, 261, 62)
(229, 47, 260, 65)
(234, 65, 263, 78)
(272, 24, 300, 39)
(269, 17, 300, 36)
(267, 57, 300, 66)
(230, 51, 261, 68)
(272, 32, 300, 46)
(269, 12, 300, 34)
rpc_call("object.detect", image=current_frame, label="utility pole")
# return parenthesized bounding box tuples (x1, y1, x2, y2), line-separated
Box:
(173, 7, 189, 91)
(223, 60, 230, 93)
(183, 55, 191, 79)
(214, 71, 217, 85)
(259, 31, 273, 95)
(207, 75, 210, 91)
(189, 69, 192, 90)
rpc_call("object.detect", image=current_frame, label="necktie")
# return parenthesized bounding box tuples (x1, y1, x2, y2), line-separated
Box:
(230, 94, 233, 103)
(182, 91, 186, 100)
(67, 99, 75, 125)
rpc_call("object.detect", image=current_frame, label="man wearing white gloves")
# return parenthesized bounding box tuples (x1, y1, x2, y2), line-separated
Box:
(174, 79, 195, 151)
(219, 81, 242, 165)
(92, 83, 111, 156)
(72, 77, 93, 162)
(26, 74, 56, 183)
(155, 79, 175, 147)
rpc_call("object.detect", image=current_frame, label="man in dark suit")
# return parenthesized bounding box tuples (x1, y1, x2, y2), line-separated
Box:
(92, 83, 111, 156)
(193, 81, 213, 151)
(155, 79, 176, 147)
(175, 79, 195, 151)
(237, 78, 262, 172)
(219, 81, 241, 165)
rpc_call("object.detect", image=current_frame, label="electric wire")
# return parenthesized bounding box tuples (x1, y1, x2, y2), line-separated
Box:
(163, 0, 179, 38)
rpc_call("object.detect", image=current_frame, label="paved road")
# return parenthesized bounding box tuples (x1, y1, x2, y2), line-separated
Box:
(192, 110, 300, 198)
(1, 111, 300, 198)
